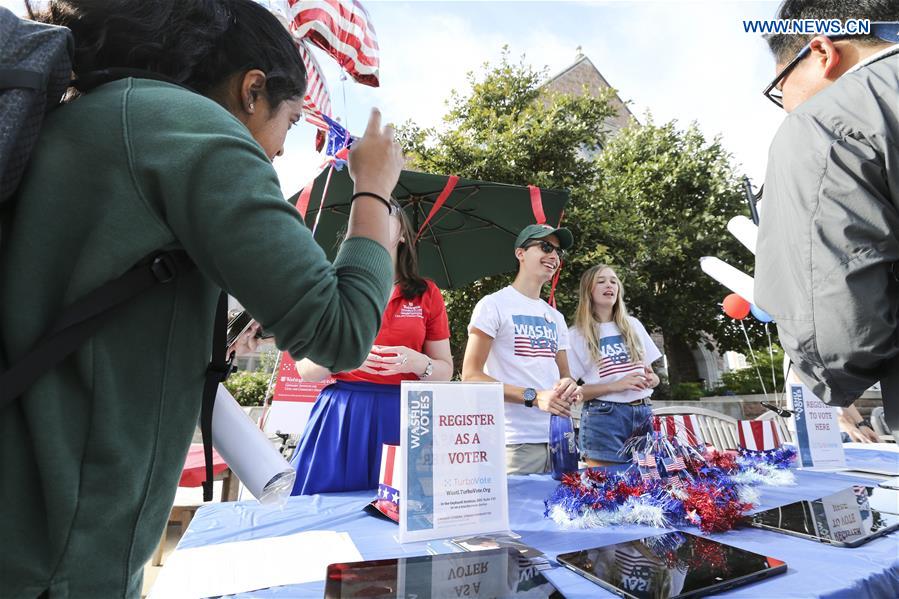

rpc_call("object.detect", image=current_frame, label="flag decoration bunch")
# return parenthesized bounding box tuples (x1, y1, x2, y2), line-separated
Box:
(545, 427, 797, 533)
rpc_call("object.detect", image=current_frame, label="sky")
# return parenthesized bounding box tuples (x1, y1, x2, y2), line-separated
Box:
(4, 0, 786, 198)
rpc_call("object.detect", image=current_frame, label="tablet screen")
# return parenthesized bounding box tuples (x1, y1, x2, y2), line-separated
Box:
(324, 547, 564, 598)
(749, 485, 899, 545)
(557, 531, 785, 599)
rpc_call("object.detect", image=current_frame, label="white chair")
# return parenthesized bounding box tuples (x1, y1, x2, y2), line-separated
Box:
(653, 406, 740, 451)
(755, 410, 795, 445)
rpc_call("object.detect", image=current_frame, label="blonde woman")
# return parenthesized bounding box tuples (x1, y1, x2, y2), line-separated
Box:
(568, 265, 662, 466)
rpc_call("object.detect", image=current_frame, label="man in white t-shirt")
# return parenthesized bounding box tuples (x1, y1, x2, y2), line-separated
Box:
(462, 224, 580, 474)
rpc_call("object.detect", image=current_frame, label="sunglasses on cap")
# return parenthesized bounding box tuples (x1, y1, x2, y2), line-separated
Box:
(523, 239, 566, 259)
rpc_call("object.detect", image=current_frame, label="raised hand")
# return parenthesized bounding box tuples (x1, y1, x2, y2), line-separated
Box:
(348, 108, 404, 201)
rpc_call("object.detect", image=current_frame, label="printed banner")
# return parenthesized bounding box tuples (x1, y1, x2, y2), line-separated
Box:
(790, 381, 846, 469)
(399, 382, 508, 543)
(272, 351, 333, 403)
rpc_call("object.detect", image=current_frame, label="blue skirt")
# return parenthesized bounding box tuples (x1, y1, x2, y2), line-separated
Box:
(289, 380, 400, 495)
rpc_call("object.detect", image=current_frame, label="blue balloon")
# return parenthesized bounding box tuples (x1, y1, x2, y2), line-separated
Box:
(750, 304, 774, 323)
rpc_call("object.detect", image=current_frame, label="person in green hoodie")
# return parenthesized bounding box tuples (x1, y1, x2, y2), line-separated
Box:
(0, 1, 403, 596)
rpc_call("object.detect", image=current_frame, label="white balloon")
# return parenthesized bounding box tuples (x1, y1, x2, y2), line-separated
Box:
(727, 215, 758, 255)
(699, 256, 755, 304)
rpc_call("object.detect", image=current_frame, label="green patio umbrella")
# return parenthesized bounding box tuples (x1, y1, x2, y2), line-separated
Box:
(288, 167, 571, 289)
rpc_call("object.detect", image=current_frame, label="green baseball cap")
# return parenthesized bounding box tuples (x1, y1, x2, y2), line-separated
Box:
(514, 224, 574, 251)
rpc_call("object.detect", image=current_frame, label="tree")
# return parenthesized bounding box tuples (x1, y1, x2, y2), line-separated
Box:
(715, 343, 785, 396)
(582, 119, 759, 384)
(400, 50, 757, 381)
(399, 50, 617, 369)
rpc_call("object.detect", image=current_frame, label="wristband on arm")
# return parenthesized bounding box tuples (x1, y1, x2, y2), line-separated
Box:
(351, 192, 394, 214)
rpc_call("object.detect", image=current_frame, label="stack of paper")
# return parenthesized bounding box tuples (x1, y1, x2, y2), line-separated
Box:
(149, 530, 363, 598)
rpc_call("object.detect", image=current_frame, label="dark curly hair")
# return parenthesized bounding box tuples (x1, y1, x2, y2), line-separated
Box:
(26, 0, 306, 106)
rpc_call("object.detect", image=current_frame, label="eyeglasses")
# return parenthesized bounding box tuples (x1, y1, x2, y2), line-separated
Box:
(763, 36, 851, 108)
(523, 239, 565, 259)
(763, 42, 813, 108)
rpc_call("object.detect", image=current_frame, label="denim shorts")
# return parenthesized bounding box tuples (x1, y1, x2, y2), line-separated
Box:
(579, 400, 653, 463)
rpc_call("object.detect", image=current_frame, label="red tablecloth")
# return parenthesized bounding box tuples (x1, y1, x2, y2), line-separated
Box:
(179, 443, 229, 487)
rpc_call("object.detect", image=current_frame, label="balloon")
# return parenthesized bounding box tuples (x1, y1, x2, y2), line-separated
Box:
(699, 256, 755, 305)
(722, 293, 751, 320)
(726, 215, 758, 255)
(750, 304, 774, 323)
(287, 0, 381, 87)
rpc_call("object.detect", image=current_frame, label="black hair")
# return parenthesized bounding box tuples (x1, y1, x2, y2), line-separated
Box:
(27, 0, 306, 106)
(334, 205, 428, 300)
(395, 206, 428, 300)
(768, 0, 899, 62)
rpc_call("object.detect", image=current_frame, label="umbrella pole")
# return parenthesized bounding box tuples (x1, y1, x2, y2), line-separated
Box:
(311, 165, 335, 238)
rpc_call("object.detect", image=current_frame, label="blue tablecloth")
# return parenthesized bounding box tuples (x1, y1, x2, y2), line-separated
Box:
(177, 447, 899, 598)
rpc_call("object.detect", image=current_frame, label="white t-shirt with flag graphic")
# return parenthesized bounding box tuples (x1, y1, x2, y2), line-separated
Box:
(468, 286, 570, 444)
(568, 317, 662, 404)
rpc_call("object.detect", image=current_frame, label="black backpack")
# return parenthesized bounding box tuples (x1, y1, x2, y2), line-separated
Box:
(0, 6, 72, 203)
(0, 7, 229, 500)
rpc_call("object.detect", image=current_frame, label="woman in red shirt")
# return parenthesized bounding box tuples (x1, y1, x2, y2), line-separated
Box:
(290, 204, 453, 494)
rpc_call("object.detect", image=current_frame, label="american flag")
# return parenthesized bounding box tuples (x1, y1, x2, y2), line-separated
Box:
(599, 359, 642, 379)
(667, 476, 685, 490)
(295, 41, 333, 149)
(640, 467, 660, 482)
(287, 0, 380, 87)
(662, 454, 686, 472)
(511, 315, 558, 358)
(514, 336, 557, 358)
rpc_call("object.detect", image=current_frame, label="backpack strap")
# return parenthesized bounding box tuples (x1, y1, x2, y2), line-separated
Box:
(0, 68, 47, 91)
(201, 291, 234, 502)
(0, 251, 195, 406)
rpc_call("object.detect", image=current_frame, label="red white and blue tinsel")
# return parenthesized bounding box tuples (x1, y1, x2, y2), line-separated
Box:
(545, 430, 797, 533)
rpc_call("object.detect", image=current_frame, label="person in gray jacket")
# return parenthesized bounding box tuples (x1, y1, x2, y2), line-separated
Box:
(754, 0, 899, 441)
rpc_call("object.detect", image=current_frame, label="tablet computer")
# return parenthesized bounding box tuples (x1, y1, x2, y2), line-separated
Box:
(556, 531, 786, 599)
(324, 547, 565, 598)
(748, 485, 899, 547)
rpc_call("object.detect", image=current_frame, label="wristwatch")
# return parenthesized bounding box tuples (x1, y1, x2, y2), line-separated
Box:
(419, 359, 433, 379)
(523, 387, 537, 408)
(855, 417, 873, 430)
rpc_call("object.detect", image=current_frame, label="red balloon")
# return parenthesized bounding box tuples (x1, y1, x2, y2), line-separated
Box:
(722, 293, 751, 320)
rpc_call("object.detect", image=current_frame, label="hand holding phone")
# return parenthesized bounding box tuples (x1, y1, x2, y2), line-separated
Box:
(226, 310, 274, 354)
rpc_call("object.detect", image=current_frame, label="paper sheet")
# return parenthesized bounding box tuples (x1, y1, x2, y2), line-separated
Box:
(148, 530, 362, 598)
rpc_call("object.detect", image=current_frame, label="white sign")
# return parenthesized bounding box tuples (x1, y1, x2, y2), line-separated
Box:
(790, 381, 846, 469)
(398, 381, 509, 543)
(817, 487, 872, 544)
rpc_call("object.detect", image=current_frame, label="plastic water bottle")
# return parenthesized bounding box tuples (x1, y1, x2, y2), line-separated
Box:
(550, 415, 579, 480)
